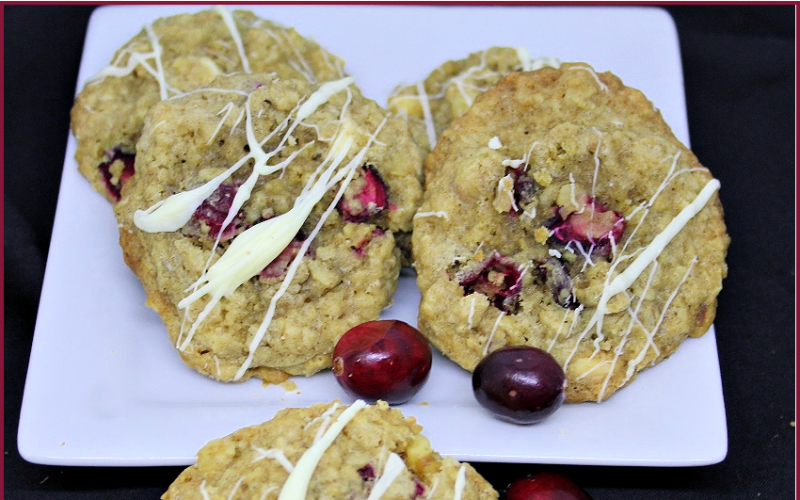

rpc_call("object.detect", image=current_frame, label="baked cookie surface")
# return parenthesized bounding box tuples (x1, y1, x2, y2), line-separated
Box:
(163, 401, 498, 500)
(388, 47, 559, 152)
(114, 73, 425, 383)
(412, 64, 729, 403)
(71, 7, 346, 202)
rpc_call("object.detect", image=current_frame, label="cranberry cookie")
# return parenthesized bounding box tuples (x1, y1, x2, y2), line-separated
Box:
(388, 46, 559, 152)
(71, 7, 346, 202)
(114, 73, 424, 383)
(163, 401, 498, 500)
(412, 64, 729, 403)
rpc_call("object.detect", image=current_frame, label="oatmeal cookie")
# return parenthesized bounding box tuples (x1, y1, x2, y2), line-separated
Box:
(163, 401, 498, 500)
(388, 46, 559, 153)
(412, 64, 729, 403)
(114, 73, 425, 383)
(71, 7, 346, 202)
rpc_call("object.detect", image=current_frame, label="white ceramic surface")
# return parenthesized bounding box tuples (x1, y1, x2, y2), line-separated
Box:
(18, 4, 727, 467)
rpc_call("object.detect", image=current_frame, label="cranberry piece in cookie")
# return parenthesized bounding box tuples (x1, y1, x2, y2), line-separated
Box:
(259, 237, 305, 280)
(192, 183, 244, 241)
(551, 196, 625, 253)
(457, 251, 524, 314)
(338, 165, 389, 222)
(98, 147, 135, 202)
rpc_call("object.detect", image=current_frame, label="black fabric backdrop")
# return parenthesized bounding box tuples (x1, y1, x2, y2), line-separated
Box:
(4, 5, 795, 499)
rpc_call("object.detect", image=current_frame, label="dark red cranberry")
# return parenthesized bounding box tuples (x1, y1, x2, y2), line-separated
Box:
(551, 197, 625, 251)
(535, 258, 578, 309)
(457, 251, 523, 314)
(192, 184, 243, 241)
(332, 320, 432, 404)
(338, 165, 389, 222)
(259, 237, 305, 279)
(357, 463, 375, 481)
(472, 346, 566, 425)
(98, 147, 135, 202)
(505, 472, 592, 500)
(413, 479, 426, 497)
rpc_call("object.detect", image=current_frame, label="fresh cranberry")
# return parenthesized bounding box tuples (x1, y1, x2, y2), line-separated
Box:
(98, 147, 135, 202)
(551, 197, 625, 253)
(192, 184, 243, 241)
(332, 320, 432, 404)
(505, 472, 592, 500)
(472, 346, 566, 425)
(338, 165, 389, 222)
(457, 251, 523, 314)
(535, 258, 578, 309)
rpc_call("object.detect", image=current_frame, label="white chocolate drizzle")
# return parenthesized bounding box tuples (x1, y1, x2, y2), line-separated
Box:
(215, 6, 251, 74)
(568, 64, 608, 92)
(488, 136, 503, 150)
(366, 453, 406, 500)
(483, 311, 505, 355)
(563, 178, 721, 378)
(252, 446, 295, 472)
(234, 115, 387, 379)
(416, 81, 437, 148)
(414, 211, 450, 221)
(453, 465, 467, 500)
(277, 400, 367, 500)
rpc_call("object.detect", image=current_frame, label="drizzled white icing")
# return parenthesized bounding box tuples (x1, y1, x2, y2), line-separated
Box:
(252, 446, 295, 472)
(277, 400, 367, 500)
(416, 81, 437, 148)
(453, 465, 467, 500)
(605, 179, 719, 301)
(134, 76, 356, 233)
(366, 453, 406, 500)
(214, 6, 251, 73)
(488, 136, 503, 150)
(234, 116, 387, 380)
(414, 211, 450, 221)
(568, 64, 608, 92)
(563, 178, 722, 378)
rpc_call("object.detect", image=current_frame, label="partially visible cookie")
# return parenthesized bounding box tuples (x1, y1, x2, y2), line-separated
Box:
(412, 64, 729, 403)
(71, 7, 346, 202)
(114, 73, 425, 383)
(163, 401, 498, 500)
(388, 47, 559, 152)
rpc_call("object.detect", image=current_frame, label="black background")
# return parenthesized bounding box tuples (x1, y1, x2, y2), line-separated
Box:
(4, 5, 795, 499)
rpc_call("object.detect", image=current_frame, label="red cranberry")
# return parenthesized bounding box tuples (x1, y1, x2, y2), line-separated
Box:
(259, 237, 305, 279)
(457, 251, 523, 314)
(472, 346, 566, 425)
(505, 472, 592, 500)
(332, 320, 432, 404)
(551, 197, 625, 250)
(338, 165, 389, 222)
(192, 183, 243, 241)
(98, 147, 135, 202)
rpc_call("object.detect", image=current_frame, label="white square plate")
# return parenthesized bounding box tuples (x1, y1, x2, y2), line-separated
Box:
(19, 4, 727, 467)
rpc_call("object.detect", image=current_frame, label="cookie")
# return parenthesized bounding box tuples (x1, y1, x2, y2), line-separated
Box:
(388, 47, 559, 152)
(71, 7, 346, 202)
(412, 64, 729, 403)
(163, 400, 498, 500)
(114, 73, 425, 383)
